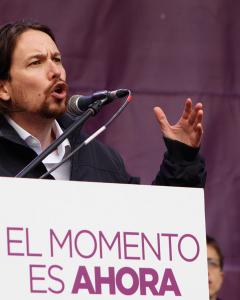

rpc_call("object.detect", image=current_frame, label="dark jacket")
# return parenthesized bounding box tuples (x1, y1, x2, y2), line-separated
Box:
(0, 114, 206, 186)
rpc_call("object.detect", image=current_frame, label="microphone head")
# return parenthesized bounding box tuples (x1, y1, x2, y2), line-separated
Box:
(67, 89, 130, 115)
(67, 95, 82, 115)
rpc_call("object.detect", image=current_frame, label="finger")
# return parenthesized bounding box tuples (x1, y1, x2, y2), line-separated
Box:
(189, 102, 203, 125)
(194, 123, 203, 147)
(181, 98, 192, 120)
(193, 109, 203, 130)
(153, 106, 170, 132)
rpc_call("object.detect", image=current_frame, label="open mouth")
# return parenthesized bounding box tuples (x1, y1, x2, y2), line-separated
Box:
(50, 82, 67, 99)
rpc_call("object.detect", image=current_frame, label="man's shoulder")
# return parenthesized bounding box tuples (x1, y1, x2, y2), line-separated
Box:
(57, 114, 138, 183)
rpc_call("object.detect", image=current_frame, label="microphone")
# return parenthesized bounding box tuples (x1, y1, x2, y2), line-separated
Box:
(40, 90, 132, 179)
(67, 89, 129, 115)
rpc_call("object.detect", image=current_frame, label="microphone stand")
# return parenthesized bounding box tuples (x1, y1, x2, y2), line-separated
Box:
(15, 99, 106, 178)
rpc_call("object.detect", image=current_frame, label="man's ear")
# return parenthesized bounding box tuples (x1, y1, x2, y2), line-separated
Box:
(0, 81, 11, 101)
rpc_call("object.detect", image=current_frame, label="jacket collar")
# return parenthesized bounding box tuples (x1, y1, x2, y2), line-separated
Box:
(0, 114, 29, 147)
(0, 113, 80, 147)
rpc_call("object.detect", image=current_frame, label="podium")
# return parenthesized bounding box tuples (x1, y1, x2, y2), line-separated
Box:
(0, 177, 208, 299)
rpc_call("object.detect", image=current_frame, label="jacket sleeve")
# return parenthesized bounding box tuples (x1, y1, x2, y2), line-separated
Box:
(152, 137, 206, 187)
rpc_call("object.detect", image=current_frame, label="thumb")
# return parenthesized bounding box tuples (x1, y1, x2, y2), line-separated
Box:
(153, 106, 170, 132)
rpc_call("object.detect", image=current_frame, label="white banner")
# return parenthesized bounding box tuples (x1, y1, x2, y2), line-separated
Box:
(0, 177, 208, 299)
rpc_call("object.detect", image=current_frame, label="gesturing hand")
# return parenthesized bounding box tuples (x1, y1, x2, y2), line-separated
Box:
(153, 98, 203, 148)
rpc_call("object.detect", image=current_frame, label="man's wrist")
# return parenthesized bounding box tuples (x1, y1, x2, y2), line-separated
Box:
(163, 136, 200, 162)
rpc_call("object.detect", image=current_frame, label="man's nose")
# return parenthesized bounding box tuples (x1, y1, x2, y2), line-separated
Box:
(47, 60, 61, 81)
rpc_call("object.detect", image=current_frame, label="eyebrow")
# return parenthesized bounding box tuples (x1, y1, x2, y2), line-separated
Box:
(26, 52, 61, 61)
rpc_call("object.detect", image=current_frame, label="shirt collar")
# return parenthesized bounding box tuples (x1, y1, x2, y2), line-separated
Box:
(5, 116, 71, 160)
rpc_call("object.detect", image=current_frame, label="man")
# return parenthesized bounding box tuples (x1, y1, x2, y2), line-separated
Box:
(0, 21, 206, 185)
(207, 235, 224, 300)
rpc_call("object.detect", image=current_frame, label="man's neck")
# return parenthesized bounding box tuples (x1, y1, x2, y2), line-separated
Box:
(8, 113, 55, 150)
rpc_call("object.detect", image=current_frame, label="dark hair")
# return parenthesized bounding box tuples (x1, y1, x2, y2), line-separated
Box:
(0, 20, 56, 113)
(207, 235, 224, 270)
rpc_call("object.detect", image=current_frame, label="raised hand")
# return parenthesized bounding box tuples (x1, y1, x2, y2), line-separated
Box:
(153, 98, 203, 148)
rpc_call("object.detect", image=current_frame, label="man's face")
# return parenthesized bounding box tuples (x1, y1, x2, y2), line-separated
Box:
(5, 29, 67, 120)
(207, 244, 224, 299)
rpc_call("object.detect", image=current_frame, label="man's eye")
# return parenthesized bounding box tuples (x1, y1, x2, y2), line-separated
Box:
(53, 57, 62, 63)
(29, 60, 41, 66)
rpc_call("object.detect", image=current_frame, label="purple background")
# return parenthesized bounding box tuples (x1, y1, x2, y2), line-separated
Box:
(1, 0, 239, 298)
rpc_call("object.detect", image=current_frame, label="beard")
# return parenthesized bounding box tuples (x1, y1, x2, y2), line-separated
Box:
(10, 96, 68, 119)
(37, 97, 68, 119)
(8, 82, 68, 119)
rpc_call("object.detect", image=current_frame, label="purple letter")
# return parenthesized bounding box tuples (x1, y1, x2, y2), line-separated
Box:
(141, 233, 161, 260)
(162, 233, 178, 261)
(95, 266, 116, 294)
(72, 266, 95, 294)
(29, 264, 47, 293)
(159, 268, 181, 296)
(7, 227, 24, 256)
(50, 229, 72, 257)
(139, 268, 159, 295)
(123, 232, 140, 260)
(178, 234, 200, 262)
(48, 265, 65, 294)
(116, 267, 139, 295)
(99, 231, 121, 259)
(74, 230, 97, 258)
(26, 228, 42, 256)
